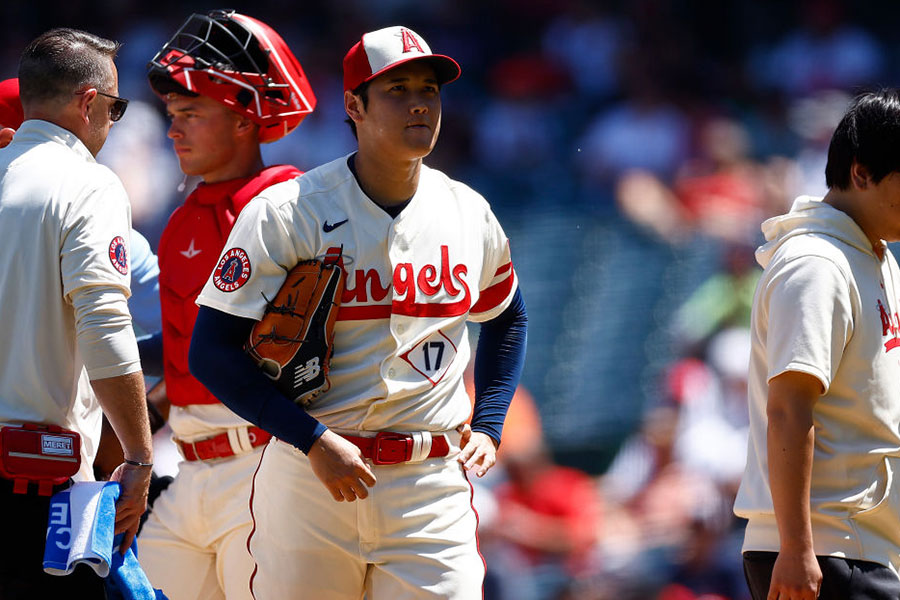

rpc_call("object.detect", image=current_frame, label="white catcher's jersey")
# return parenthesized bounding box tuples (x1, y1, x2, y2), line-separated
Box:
(197, 155, 518, 432)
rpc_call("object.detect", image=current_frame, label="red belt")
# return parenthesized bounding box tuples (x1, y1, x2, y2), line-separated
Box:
(176, 427, 271, 462)
(341, 432, 450, 465)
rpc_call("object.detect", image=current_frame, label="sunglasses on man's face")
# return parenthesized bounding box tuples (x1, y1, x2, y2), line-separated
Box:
(75, 89, 129, 122)
(96, 91, 128, 122)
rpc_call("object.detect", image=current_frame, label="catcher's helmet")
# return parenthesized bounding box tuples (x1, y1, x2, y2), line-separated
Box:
(148, 10, 316, 143)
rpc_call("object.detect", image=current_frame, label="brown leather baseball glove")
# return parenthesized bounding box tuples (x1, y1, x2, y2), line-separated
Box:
(244, 259, 344, 405)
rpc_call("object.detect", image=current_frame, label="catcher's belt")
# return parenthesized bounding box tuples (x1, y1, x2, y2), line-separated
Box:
(174, 426, 271, 462)
(0, 423, 81, 495)
(340, 431, 451, 465)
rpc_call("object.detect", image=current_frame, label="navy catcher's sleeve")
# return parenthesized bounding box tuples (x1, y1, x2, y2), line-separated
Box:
(472, 287, 528, 445)
(189, 305, 327, 453)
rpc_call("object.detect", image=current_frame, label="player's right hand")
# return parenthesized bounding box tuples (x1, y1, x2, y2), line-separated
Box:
(110, 461, 152, 553)
(767, 547, 822, 600)
(308, 429, 377, 502)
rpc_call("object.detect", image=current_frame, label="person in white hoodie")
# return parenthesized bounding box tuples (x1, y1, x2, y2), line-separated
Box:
(734, 90, 900, 600)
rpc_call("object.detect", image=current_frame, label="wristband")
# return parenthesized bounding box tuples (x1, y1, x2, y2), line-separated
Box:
(123, 458, 153, 468)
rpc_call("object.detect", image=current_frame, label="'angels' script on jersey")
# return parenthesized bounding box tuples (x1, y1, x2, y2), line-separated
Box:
(330, 245, 473, 319)
(878, 298, 900, 352)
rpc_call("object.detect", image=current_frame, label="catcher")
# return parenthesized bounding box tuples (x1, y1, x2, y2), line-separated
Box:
(135, 10, 314, 600)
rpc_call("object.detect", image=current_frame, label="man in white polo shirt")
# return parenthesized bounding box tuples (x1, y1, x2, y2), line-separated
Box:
(0, 28, 152, 597)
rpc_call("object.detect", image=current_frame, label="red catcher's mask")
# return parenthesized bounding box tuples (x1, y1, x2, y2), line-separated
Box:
(148, 10, 316, 143)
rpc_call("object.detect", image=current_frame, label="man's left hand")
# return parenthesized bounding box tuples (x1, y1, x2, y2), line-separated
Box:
(457, 424, 498, 477)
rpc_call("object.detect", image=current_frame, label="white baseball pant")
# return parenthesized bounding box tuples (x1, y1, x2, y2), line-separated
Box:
(139, 447, 263, 600)
(249, 435, 485, 599)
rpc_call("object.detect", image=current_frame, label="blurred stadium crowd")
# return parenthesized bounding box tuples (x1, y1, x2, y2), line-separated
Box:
(3, 0, 900, 598)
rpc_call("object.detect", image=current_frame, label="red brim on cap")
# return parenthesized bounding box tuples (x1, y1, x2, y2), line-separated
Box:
(0, 78, 24, 129)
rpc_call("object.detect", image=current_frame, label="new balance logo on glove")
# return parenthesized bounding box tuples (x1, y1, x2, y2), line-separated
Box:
(294, 357, 321, 385)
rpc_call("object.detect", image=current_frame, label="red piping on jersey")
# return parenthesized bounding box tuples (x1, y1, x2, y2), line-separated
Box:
(494, 262, 512, 276)
(337, 304, 392, 320)
(158, 165, 301, 406)
(391, 295, 471, 318)
(336, 297, 477, 320)
(470, 264, 515, 315)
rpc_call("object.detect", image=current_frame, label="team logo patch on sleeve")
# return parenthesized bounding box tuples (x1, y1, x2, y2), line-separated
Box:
(108, 236, 128, 274)
(213, 248, 252, 292)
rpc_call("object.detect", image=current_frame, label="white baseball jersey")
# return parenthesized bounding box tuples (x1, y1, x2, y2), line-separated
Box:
(0, 120, 139, 479)
(197, 154, 518, 432)
(198, 154, 514, 599)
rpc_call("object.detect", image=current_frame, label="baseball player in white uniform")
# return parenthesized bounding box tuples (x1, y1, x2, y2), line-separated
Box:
(190, 25, 528, 600)
(0, 28, 152, 596)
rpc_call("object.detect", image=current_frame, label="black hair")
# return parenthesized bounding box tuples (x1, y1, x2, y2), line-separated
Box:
(345, 80, 370, 140)
(825, 89, 900, 190)
(18, 28, 120, 109)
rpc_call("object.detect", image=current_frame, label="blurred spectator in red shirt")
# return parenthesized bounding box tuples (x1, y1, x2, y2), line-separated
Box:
(470, 375, 601, 600)
(487, 440, 601, 600)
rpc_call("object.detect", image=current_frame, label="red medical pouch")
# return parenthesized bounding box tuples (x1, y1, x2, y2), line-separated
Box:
(0, 423, 81, 496)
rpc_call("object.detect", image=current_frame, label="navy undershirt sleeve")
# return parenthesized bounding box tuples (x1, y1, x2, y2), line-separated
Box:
(189, 306, 327, 453)
(471, 287, 528, 445)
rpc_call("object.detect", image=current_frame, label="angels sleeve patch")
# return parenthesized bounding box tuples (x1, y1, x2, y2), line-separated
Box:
(108, 236, 128, 275)
(213, 247, 252, 292)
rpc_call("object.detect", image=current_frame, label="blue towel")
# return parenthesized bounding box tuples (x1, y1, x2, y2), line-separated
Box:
(106, 532, 167, 600)
(43, 481, 167, 599)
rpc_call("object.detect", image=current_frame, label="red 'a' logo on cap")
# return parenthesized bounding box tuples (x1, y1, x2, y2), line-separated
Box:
(400, 28, 424, 54)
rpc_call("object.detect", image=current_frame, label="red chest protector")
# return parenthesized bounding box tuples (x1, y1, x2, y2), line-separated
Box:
(159, 165, 301, 407)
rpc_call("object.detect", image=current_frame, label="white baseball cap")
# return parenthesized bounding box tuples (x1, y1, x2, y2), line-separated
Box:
(343, 26, 460, 92)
